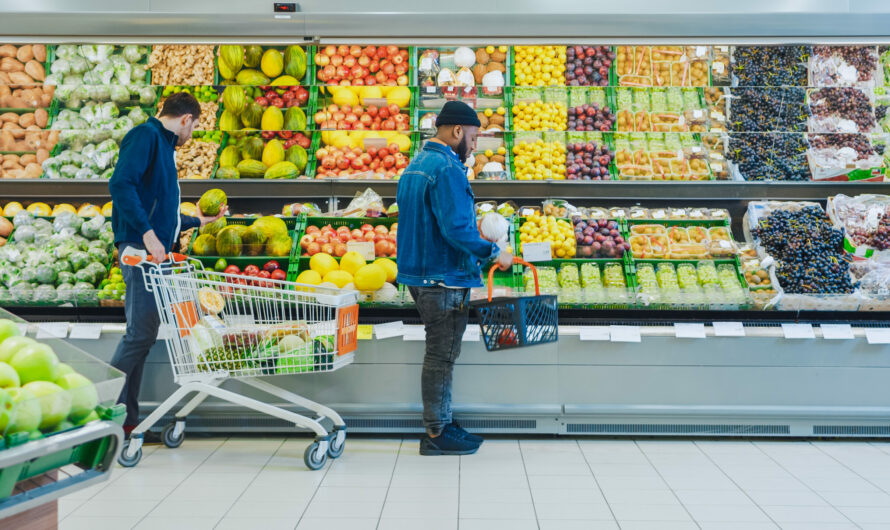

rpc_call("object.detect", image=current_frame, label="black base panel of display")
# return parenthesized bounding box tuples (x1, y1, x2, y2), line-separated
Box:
(5, 305, 889, 327)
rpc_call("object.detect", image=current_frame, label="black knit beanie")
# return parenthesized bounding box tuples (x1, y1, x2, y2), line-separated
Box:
(435, 101, 481, 127)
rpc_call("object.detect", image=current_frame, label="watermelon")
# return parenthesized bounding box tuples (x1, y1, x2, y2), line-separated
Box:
(236, 69, 270, 86)
(266, 235, 293, 257)
(200, 216, 227, 236)
(193, 234, 217, 256)
(219, 110, 241, 132)
(284, 45, 307, 80)
(237, 159, 267, 178)
(244, 45, 263, 68)
(216, 226, 243, 257)
(284, 107, 306, 131)
(241, 137, 264, 160)
(219, 145, 241, 168)
(242, 225, 268, 256)
(264, 161, 298, 179)
(285, 145, 308, 173)
(215, 167, 240, 179)
(241, 101, 263, 129)
(219, 45, 244, 73)
(223, 86, 247, 115)
(198, 188, 227, 216)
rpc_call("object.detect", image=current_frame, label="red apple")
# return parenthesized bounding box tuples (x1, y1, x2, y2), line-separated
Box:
(307, 242, 321, 256)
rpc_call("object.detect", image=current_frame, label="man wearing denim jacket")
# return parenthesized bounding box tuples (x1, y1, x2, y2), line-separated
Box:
(397, 101, 513, 456)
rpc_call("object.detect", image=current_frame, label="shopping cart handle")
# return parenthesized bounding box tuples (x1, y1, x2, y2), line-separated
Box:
(121, 251, 188, 266)
(487, 257, 538, 301)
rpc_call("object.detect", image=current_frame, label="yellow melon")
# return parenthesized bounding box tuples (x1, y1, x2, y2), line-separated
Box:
(309, 253, 338, 277)
(353, 264, 386, 291)
(340, 251, 366, 276)
(323, 270, 353, 288)
(296, 270, 322, 285)
(373, 258, 398, 283)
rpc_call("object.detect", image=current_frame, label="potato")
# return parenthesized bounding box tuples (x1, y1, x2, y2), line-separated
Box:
(4, 96, 25, 107)
(39, 93, 51, 107)
(489, 114, 505, 126)
(490, 51, 507, 63)
(8, 72, 33, 85)
(472, 64, 487, 84)
(0, 57, 24, 72)
(0, 86, 9, 98)
(1, 156, 19, 169)
(1, 122, 20, 131)
(477, 113, 489, 128)
(24, 60, 43, 81)
(23, 163, 41, 179)
(475, 48, 490, 65)
(486, 62, 506, 73)
(18, 113, 34, 128)
(0, 72, 10, 85)
(15, 45, 32, 63)
(0, 45, 15, 58)
(475, 154, 490, 165)
(491, 155, 506, 164)
(0, 112, 17, 123)
(34, 108, 47, 128)
(19, 154, 35, 165)
(36, 148, 49, 164)
(32, 45, 46, 63)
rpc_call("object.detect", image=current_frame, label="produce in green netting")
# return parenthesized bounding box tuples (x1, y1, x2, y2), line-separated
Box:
(283, 106, 307, 131)
(199, 216, 227, 236)
(198, 188, 227, 216)
(285, 145, 308, 173)
(215, 167, 240, 179)
(222, 86, 247, 115)
(193, 234, 217, 256)
(284, 45, 307, 80)
(215, 226, 243, 257)
(264, 161, 299, 179)
(237, 159, 267, 178)
(219, 145, 241, 168)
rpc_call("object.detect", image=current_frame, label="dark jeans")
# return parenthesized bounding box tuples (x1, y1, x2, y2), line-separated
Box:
(110, 243, 161, 426)
(409, 286, 471, 436)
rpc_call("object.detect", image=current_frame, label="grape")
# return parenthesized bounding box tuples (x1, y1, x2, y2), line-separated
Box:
(656, 263, 680, 291)
(580, 262, 602, 289)
(636, 263, 658, 292)
(558, 263, 581, 288)
(697, 261, 719, 286)
(732, 46, 810, 87)
(604, 263, 627, 288)
(677, 263, 699, 289)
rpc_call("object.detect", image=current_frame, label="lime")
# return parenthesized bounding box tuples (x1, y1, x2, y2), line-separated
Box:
(214, 258, 228, 272)
(113, 282, 126, 292)
(99, 279, 110, 289)
(111, 267, 121, 275)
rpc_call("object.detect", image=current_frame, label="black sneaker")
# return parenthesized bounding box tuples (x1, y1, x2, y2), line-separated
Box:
(451, 421, 483, 444)
(420, 424, 481, 456)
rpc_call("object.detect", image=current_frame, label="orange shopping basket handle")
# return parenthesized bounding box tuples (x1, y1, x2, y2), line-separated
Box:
(121, 251, 189, 266)
(487, 257, 538, 302)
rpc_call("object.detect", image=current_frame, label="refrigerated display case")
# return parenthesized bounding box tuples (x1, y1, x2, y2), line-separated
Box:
(1, 1, 890, 438)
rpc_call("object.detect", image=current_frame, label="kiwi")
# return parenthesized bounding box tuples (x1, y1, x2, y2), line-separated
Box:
(487, 62, 506, 73)
(475, 48, 490, 65)
(490, 51, 507, 63)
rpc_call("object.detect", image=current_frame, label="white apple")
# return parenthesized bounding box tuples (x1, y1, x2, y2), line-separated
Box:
(0, 319, 20, 345)
(0, 336, 36, 363)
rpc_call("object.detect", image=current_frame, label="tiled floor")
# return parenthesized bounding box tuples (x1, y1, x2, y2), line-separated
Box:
(57, 437, 890, 529)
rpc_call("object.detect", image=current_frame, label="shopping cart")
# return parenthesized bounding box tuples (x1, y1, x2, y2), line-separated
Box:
(471, 258, 558, 351)
(116, 249, 359, 470)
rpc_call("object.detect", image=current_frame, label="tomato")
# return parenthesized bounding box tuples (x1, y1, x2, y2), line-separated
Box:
(224, 264, 241, 275)
(271, 269, 287, 281)
(263, 260, 280, 272)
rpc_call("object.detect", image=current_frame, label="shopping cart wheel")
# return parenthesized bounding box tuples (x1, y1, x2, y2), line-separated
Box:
(118, 440, 142, 467)
(162, 421, 185, 449)
(303, 442, 328, 470)
(327, 429, 346, 459)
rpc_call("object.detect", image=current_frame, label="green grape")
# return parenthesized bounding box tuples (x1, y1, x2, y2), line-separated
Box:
(650, 89, 667, 112)
(677, 263, 698, 289)
(632, 88, 650, 110)
(717, 264, 742, 290)
(682, 88, 700, 110)
(526, 266, 558, 293)
(604, 263, 627, 288)
(656, 263, 679, 290)
(616, 88, 632, 109)
(664, 135, 682, 151)
(697, 261, 719, 287)
(580, 262, 602, 289)
(666, 87, 683, 112)
(636, 263, 658, 293)
(558, 263, 581, 289)
(590, 87, 606, 107)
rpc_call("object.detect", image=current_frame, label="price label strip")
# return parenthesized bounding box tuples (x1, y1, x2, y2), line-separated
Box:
(820, 324, 854, 340)
(610, 325, 641, 343)
(356, 325, 374, 340)
(69, 324, 103, 340)
(579, 326, 611, 341)
(713, 322, 745, 337)
(782, 323, 816, 340)
(36, 322, 69, 339)
(374, 321, 404, 339)
(675, 323, 706, 339)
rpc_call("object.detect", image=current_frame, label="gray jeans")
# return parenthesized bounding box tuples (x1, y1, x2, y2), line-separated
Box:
(110, 242, 161, 426)
(409, 286, 471, 436)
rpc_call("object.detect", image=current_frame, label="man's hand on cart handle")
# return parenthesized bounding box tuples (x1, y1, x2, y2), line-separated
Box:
(497, 248, 514, 271)
(121, 245, 187, 266)
(197, 204, 228, 227)
(142, 230, 166, 264)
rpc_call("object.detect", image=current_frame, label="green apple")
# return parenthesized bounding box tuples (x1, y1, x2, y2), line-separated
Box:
(22, 381, 71, 431)
(0, 387, 11, 433)
(56, 363, 76, 378)
(0, 319, 20, 345)
(56, 373, 98, 423)
(0, 362, 19, 389)
(10, 343, 59, 384)
(76, 410, 100, 425)
(6, 387, 41, 434)
(0, 336, 36, 363)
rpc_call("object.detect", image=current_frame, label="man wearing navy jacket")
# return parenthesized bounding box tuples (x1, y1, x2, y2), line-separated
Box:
(109, 93, 226, 438)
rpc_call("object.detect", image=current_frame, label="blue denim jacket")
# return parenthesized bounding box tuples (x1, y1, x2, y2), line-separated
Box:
(396, 141, 499, 288)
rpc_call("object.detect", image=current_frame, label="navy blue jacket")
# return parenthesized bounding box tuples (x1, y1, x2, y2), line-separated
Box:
(396, 141, 499, 288)
(109, 118, 199, 252)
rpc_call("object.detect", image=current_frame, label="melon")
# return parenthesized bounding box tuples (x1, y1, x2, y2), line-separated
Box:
(252, 216, 288, 239)
(215, 226, 243, 257)
(354, 264, 386, 291)
(192, 234, 217, 256)
(266, 235, 293, 257)
(197, 188, 227, 216)
(241, 225, 268, 256)
(199, 216, 226, 236)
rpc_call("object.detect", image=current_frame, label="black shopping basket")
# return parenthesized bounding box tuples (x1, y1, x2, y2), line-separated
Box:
(471, 258, 558, 351)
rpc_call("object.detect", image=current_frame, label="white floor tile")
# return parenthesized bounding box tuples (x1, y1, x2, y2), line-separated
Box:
(602, 488, 680, 505)
(698, 524, 779, 530)
(538, 521, 619, 530)
(215, 517, 300, 530)
(533, 501, 615, 520)
(778, 524, 859, 530)
(60, 516, 143, 530)
(385, 486, 459, 503)
(311, 486, 387, 503)
(461, 486, 532, 503)
(673, 489, 753, 506)
(225, 499, 309, 518)
(527, 474, 600, 490)
(380, 500, 458, 519)
(302, 501, 383, 519)
(761, 505, 851, 523)
(70, 499, 158, 519)
(149, 499, 231, 518)
(609, 503, 694, 522)
(684, 503, 773, 523)
(296, 517, 378, 530)
(530, 487, 605, 504)
(745, 489, 830, 506)
(134, 516, 220, 529)
(459, 500, 537, 520)
(820, 490, 890, 507)
(839, 506, 890, 524)
(378, 518, 457, 530)
(617, 522, 698, 530)
(459, 519, 539, 530)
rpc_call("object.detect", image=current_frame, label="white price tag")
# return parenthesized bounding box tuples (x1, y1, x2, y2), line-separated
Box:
(821, 324, 854, 340)
(426, 86, 437, 93)
(374, 321, 405, 339)
(692, 110, 703, 119)
(523, 242, 552, 263)
(866, 329, 890, 344)
(713, 61, 725, 74)
(713, 322, 745, 337)
(420, 57, 433, 70)
(463, 327, 480, 342)
(610, 325, 641, 343)
(612, 209, 626, 218)
(521, 208, 536, 216)
(68, 324, 102, 340)
(579, 326, 611, 341)
(695, 46, 707, 58)
(403, 325, 426, 341)
(346, 241, 376, 261)
(675, 323, 706, 339)
(421, 119, 432, 129)
(782, 323, 815, 340)
(651, 210, 666, 219)
(36, 322, 68, 339)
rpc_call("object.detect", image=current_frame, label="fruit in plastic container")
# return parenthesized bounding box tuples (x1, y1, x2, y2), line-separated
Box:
(603, 263, 626, 288)
(558, 263, 580, 288)
(580, 263, 602, 289)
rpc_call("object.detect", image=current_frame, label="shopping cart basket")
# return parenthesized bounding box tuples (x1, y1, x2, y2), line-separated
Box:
(116, 249, 359, 470)
(471, 258, 558, 351)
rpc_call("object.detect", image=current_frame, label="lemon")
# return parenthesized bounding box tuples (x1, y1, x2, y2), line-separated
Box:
(484, 108, 493, 117)
(340, 251, 366, 276)
(373, 258, 398, 283)
(497, 107, 505, 115)
(484, 149, 493, 158)
(323, 270, 354, 289)
(296, 270, 322, 285)
(2, 201, 23, 216)
(309, 253, 339, 277)
(486, 45, 495, 54)
(498, 46, 508, 53)
(353, 264, 386, 291)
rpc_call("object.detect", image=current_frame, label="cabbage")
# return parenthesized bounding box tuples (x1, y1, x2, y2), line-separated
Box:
(87, 85, 111, 101)
(95, 60, 115, 84)
(97, 102, 119, 121)
(60, 164, 80, 179)
(41, 157, 62, 173)
(55, 45, 78, 60)
(79, 45, 113, 63)
(80, 103, 98, 124)
(123, 45, 147, 63)
(44, 73, 64, 86)
(110, 85, 130, 104)
(50, 59, 71, 75)
(13, 211, 33, 227)
(101, 168, 115, 179)
(112, 57, 133, 84)
(128, 107, 149, 125)
(69, 55, 90, 74)
(12, 225, 36, 244)
(81, 143, 96, 159)
(138, 86, 157, 105)
(113, 116, 133, 131)
(59, 130, 89, 150)
(96, 139, 117, 153)
(82, 70, 101, 85)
